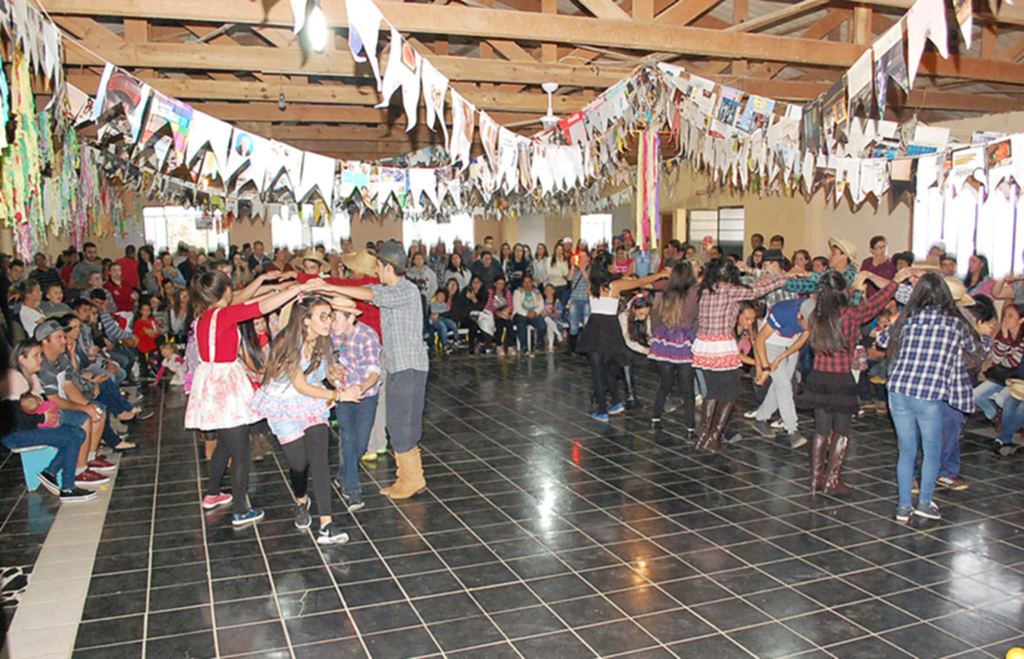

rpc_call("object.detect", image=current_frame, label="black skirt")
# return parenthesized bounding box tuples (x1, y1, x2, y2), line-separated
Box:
(576, 314, 628, 362)
(798, 369, 860, 415)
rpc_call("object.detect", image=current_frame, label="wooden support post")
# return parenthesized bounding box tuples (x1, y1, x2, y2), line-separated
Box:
(853, 5, 871, 45)
(542, 0, 557, 62)
(982, 20, 997, 60)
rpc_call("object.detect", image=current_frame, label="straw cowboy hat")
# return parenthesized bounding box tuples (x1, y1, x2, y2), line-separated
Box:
(341, 249, 378, 277)
(1006, 378, 1024, 401)
(330, 296, 362, 316)
(943, 276, 975, 307)
(301, 253, 328, 272)
(827, 236, 858, 263)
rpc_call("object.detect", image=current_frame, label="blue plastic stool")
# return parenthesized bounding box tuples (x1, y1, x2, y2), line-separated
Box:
(13, 445, 58, 491)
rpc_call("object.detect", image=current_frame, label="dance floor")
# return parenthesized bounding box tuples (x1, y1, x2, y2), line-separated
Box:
(3, 353, 1024, 659)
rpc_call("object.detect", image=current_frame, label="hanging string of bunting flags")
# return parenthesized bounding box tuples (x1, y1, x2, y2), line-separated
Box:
(0, 0, 1021, 256)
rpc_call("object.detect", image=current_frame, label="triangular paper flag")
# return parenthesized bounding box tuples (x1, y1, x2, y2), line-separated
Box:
(952, 0, 973, 48)
(420, 59, 449, 142)
(873, 22, 909, 115)
(377, 29, 422, 130)
(297, 151, 336, 207)
(479, 110, 500, 173)
(449, 90, 474, 170)
(345, 0, 385, 90)
(185, 110, 233, 174)
(907, 0, 949, 88)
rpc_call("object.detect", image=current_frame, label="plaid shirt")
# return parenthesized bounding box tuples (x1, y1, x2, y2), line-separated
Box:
(698, 276, 787, 337)
(785, 264, 860, 300)
(332, 322, 382, 397)
(571, 268, 590, 302)
(888, 306, 986, 413)
(370, 279, 429, 373)
(813, 281, 896, 372)
(747, 270, 800, 310)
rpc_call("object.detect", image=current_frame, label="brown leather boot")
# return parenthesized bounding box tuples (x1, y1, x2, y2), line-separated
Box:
(809, 434, 830, 491)
(696, 401, 733, 454)
(693, 399, 718, 448)
(822, 435, 853, 495)
(384, 447, 427, 500)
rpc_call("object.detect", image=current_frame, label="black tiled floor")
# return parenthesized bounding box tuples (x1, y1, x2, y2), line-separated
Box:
(3, 354, 1023, 657)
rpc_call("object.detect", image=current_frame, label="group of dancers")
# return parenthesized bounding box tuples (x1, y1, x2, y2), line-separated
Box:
(185, 240, 428, 543)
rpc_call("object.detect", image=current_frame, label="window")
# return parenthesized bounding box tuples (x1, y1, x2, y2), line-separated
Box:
(270, 204, 352, 252)
(579, 213, 612, 250)
(687, 207, 745, 256)
(402, 213, 475, 251)
(143, 206, 229, 254)
(913, 183, 1020, 279)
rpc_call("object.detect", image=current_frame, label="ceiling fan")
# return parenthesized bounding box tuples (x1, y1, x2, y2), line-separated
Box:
(504, 82, 561, 130)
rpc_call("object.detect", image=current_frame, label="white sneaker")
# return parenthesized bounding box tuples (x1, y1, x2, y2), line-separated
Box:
(742, 409, 758, 419)
(770, 419, 786, 430)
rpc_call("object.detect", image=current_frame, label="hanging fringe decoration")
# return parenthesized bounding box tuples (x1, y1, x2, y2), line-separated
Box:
(635, 129, 660, 254)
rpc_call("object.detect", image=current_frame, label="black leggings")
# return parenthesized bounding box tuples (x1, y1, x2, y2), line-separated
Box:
(493, 317, 515, 348)
(207, 425, 252, 515)
(654, 361, 695, 426)
(589, 352, 621, 415)
(814, 409, 852, 437)
(280, 424, 332, 518)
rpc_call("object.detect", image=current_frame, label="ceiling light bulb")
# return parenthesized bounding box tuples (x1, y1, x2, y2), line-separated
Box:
(307, 4, 329, 52)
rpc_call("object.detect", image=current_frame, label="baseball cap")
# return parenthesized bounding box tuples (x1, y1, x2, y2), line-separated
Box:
(375, 240, 408, 273)
(34, 318, 67, 341)
(930, 240, 947, 252)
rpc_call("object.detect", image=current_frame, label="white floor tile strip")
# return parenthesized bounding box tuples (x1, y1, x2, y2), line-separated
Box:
(4, 461, 119, 659)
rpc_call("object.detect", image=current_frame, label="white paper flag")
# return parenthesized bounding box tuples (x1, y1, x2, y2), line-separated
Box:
(297, 151, 336, 207)
(345, 0, 385, 90)
(420, 59, 449, 141)
(377, 29, 422, 130)
(449, 90, 474, 170)
(185, 111, 233, 174)
(907, 0, 949, 87)
(479, 110, 500, 174)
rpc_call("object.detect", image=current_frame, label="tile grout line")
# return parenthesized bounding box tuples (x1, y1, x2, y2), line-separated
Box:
(140, 388, 166, 659)
(190, 408, 223, 658)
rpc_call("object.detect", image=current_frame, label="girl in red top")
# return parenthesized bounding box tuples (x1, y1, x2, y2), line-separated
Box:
(133, 302, 162, 378)
(104, 263, 137, 314)
(185, 269, 323, 526)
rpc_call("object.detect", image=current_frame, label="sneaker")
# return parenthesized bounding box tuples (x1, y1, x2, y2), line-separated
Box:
(346, 493, 366, 512)
(650, 418, 662, 429)
(60, 487, 98, 503)
(694, 394, 703, 407)
(770, 419, 786, 430)
(202, 493, 233, 510)
(915, 501, 941, 520)
(294, 498, 312, 530)
(593, 413, 610, 423)
(724, 431, 743, 444)
(608, 403, 625, 416)
(936, 475, 969, 491)
(742, 409, 758, 419)
(37, 471, 61, 495)
(895, 505, 913, 522)
(787, 433, 808, 449)
(875, 401, 888, 414)
(997, 442, 1019, 457)
(87, 457, 117, 474)
(317, 523, 350, 545)
(75, 469, 110, 487)
(750, 419, 775, 438)
(133, 410, 155, 421)
(663, 403, 678, 414)
(232, 508, 265, 526)
(361, 452, 378, 462)
(377, 447, 387, 455)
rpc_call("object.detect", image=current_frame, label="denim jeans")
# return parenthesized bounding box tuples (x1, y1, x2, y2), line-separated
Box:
(429, 317, 459, 346)
(335, 394, 379, 495)
(996, 396, 1024, 444)
(96, 378, 133, 448)
(938, 403, 965, 478)
(974, 380, 1009, 420)
(889, 391, 945, 508)
(568, 299, 590, 336)
(514, 314, 546, 352)
(386, 370, 427, 453)
(2, 426, 87, 491)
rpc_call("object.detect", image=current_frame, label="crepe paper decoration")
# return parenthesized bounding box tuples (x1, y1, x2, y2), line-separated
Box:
(420, 59, 449, 142)
(479, 110, 500, 174)
(952, 0, 973, 48)
(377, 29, 422, 130)
(137, 91, 193, 171)
(907, 0, 949, 88)
(184, 110, 233, 177)
(297, 151, 337, 207)
(449, 90, 474, 170)
(635, 130, 660, 253)
(345, 0, 385, 90)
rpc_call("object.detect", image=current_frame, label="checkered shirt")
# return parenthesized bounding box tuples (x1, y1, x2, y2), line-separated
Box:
(332, 322, 382, 397)
(812, 281, 896, 373)
(571, 268, 590, 302)
(370, 279, 429, 373)
(747, 270, 801, 309)
(784, 264, 861, 303)
(888, 306, 985, 413)
(698, 276, 787, 338)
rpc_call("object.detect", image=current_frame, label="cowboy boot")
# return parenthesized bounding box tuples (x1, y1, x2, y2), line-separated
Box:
(385, 447, 427, 500)
(822, 435, 853, 495)
(703, 401, 735, 454)
(693, 399, 718, 447)
(809, 434, 831, 491)
(623, 366, 642, 410)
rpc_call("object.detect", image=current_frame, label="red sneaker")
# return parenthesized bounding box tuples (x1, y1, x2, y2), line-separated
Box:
(75, 469, 111, 487)
(87, 457, 117, 474)
(202, 493, 233, 510)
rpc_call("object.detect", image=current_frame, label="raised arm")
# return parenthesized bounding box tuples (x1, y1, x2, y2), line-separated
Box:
(317, 282, 375, 301)
(609, 269, 668, 297)
(234, 271, 296, 304)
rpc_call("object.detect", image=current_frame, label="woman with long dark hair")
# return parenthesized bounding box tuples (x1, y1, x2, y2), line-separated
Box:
(185, 269, 318, 526)
(444, 253, 471, 290)
(963, 253, 994, 298)
(618, 292, 652, 410)
(548, 243, 571, 305)
(887, 272, 988, 521)
(649, 262, 699, 430)
(577, 252, 668, 421)
(801, 268, 910, 494)
(691, 258, 795, 452)
(507, 243, 533, 292)
(250, 296, 360, 543)
(972, 301, 1024, 426)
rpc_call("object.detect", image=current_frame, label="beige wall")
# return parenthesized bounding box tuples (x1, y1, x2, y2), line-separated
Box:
(228, 218, 272, 250)
(351, 213, 403, 249)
